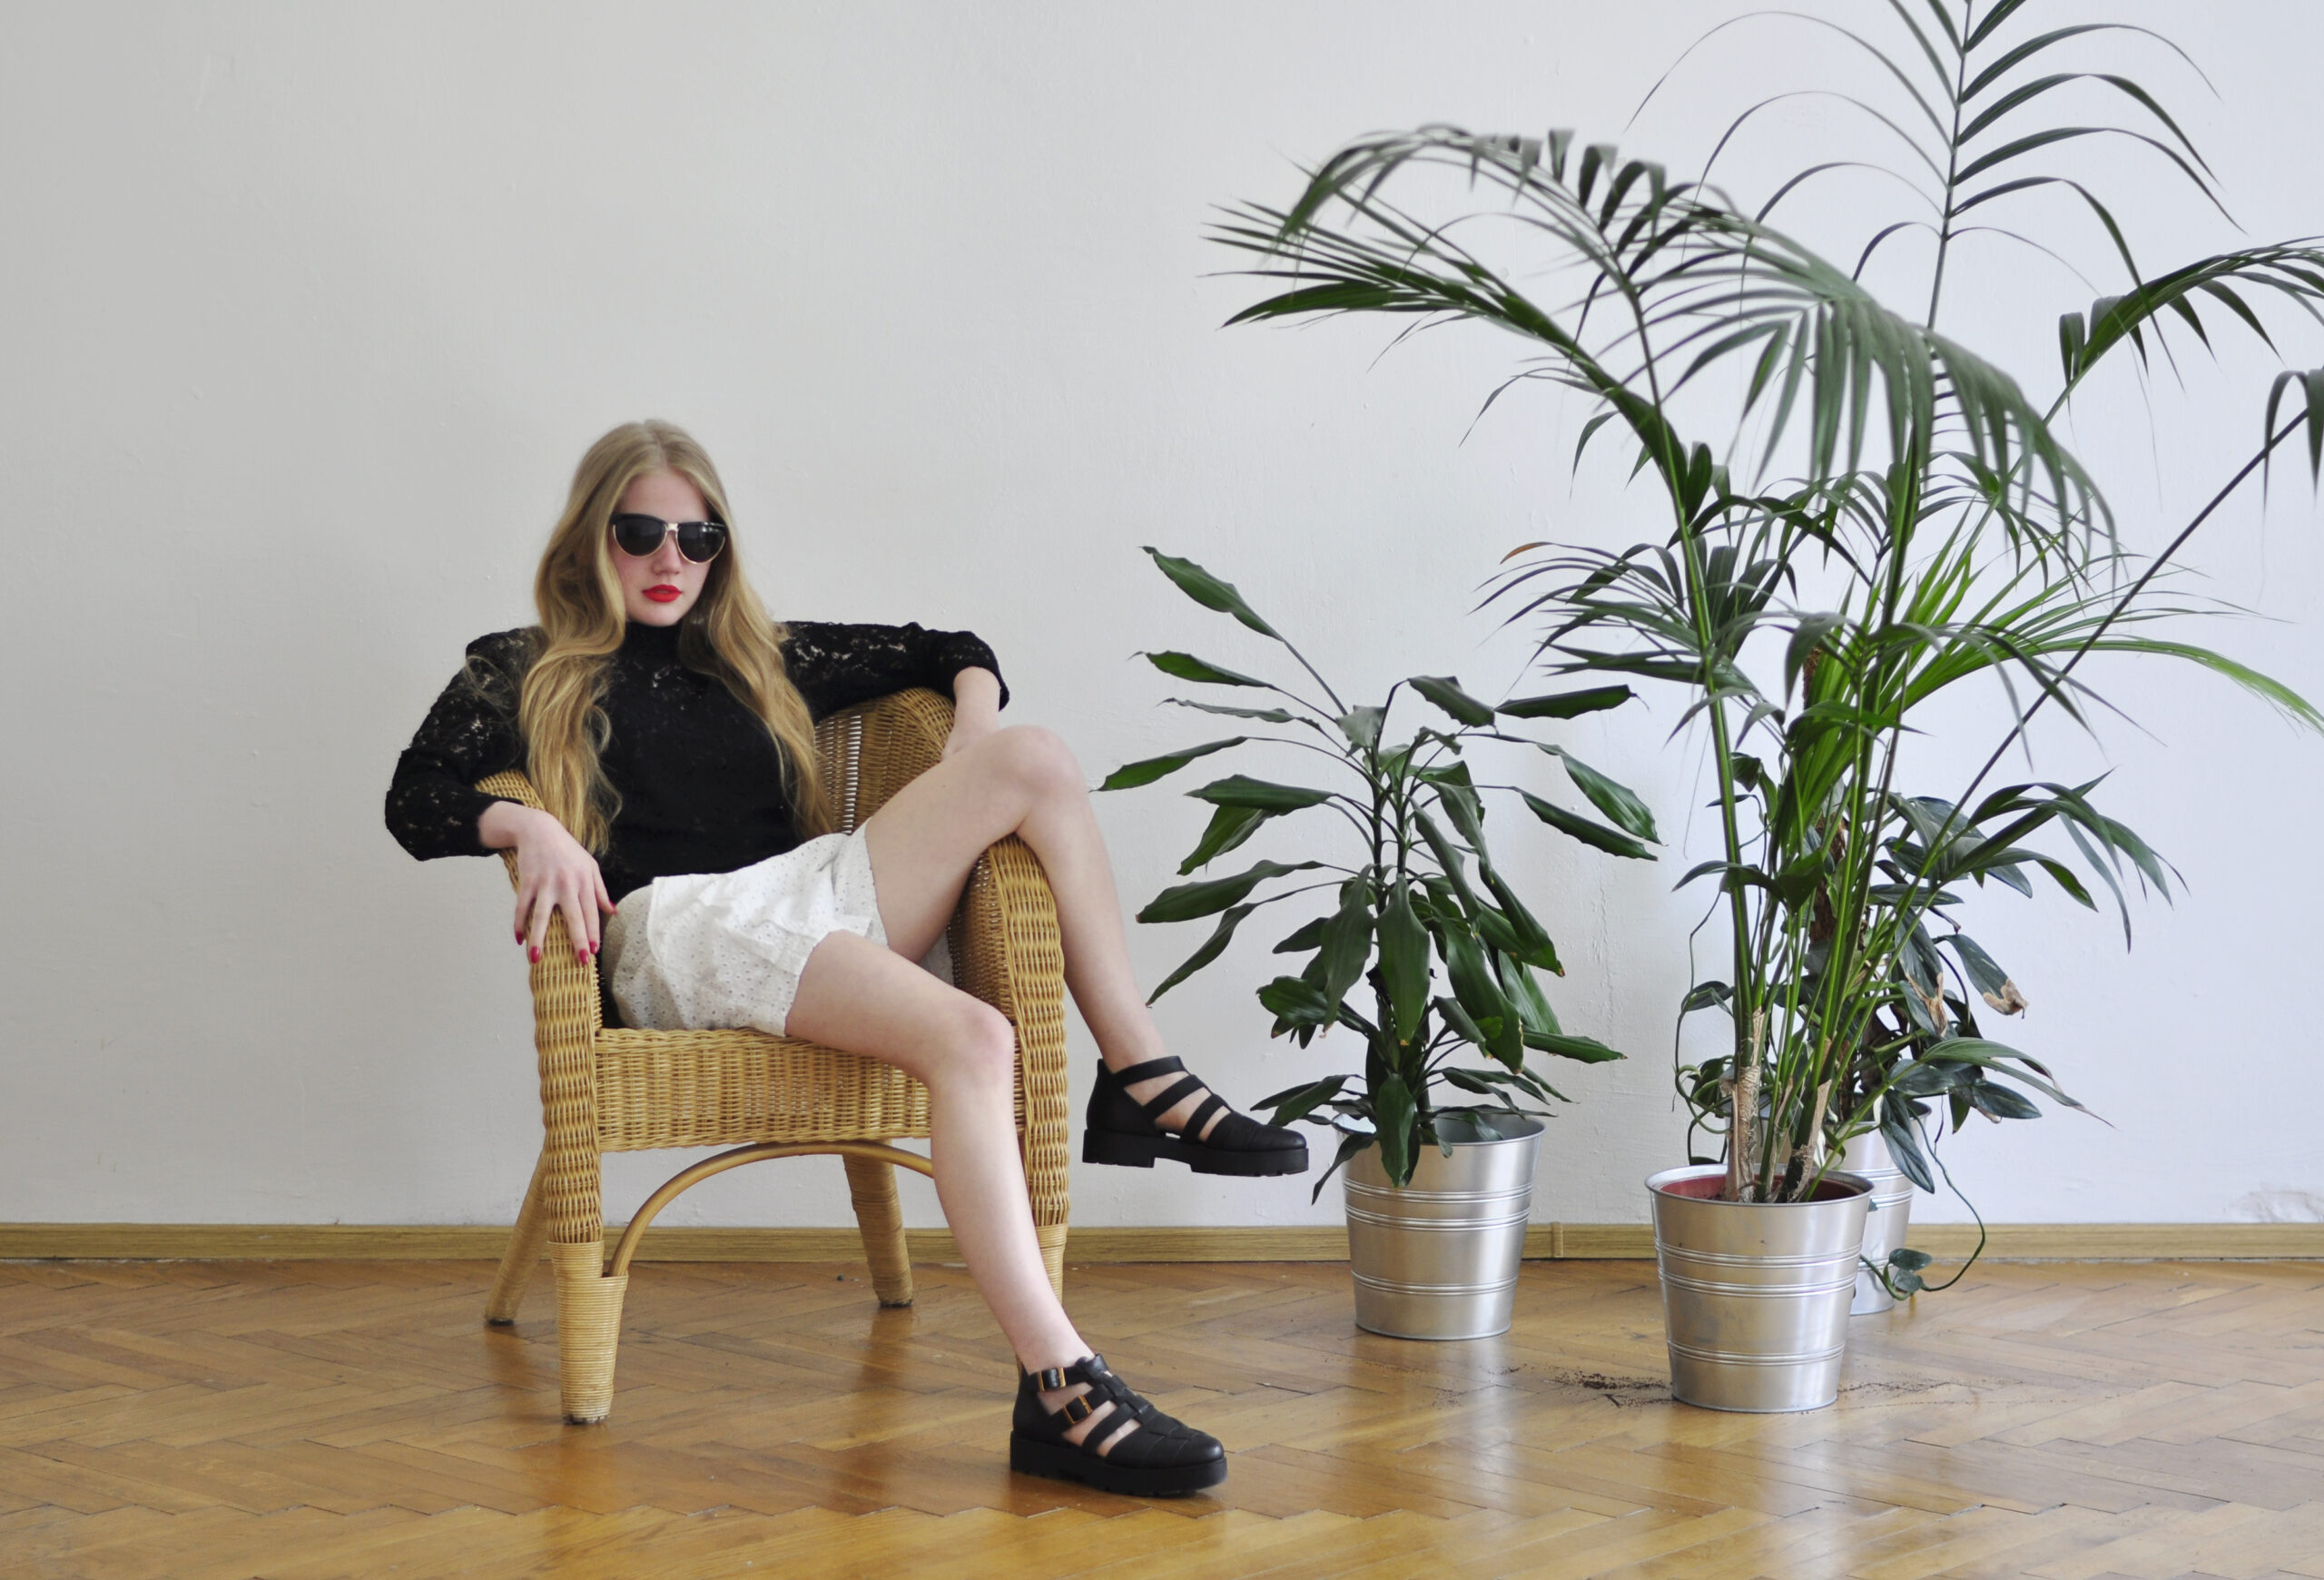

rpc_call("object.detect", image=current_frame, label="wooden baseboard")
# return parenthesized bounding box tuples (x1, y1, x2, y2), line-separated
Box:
(4, 1220, 2320, 1263)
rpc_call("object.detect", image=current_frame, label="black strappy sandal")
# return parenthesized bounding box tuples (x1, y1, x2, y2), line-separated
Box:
(1082, 1056, 1309, 1176)
(1009, 1354, 1226, 1497)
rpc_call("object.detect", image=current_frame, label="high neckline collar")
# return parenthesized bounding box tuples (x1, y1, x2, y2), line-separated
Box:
(621, 618, 686, 658)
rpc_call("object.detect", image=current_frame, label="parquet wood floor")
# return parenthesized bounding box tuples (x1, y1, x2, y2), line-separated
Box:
(1, 1257, 2319, 1578)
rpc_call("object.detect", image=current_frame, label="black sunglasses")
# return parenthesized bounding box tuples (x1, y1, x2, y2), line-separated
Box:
(609, 511, 728, 563)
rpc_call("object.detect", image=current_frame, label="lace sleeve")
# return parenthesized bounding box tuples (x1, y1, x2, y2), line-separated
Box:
(780, 620, 1009, 720)
(384, 628, 536, 861)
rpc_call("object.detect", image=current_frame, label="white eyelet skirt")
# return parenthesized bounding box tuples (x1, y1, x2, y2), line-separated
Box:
(602, 828, 889, 1037)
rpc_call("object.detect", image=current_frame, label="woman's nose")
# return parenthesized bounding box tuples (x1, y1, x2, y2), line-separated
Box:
(650, 534, 687, 573)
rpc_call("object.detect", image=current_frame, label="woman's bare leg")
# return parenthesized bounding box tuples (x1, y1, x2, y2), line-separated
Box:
(787, 931, 1130, 1448)
(858, 726, 1228, 1137)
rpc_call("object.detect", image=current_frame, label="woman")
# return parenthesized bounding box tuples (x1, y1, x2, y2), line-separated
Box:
(385, 420, 1305, 1497)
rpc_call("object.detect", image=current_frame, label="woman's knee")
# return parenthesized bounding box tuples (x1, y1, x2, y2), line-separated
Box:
(942, 997, 1019, 1090)
(981, 725, 1084, 805)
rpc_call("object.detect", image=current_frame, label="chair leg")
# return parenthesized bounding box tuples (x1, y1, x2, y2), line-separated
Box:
(843, 1152, 915, 1308)
(485, 1149, 552, 1325)
(551, 1240, 628, 1424)
(1037, 1222, 1068, 1300)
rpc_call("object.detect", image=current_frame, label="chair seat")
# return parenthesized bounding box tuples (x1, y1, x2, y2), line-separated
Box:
(594, 1025, 962, 1151)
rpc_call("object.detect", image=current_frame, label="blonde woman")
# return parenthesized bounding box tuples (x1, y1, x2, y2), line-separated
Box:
(386, 420, 1305, 1496)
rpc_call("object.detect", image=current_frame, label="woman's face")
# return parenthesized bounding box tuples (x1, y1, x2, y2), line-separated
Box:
(609, 469, 716, 627)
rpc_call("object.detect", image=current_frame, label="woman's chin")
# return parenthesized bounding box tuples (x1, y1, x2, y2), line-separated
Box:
(625, 597, 692, 626)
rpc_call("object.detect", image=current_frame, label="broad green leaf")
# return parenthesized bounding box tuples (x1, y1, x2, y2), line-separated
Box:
(1187, 774, 1334, 811)
(1137, 859, 1321, 923)
(1145, 547, 1283, 638)
(1144, 651, 1266, 687)
(1540, 746, 1659, 842)
(1258, 1074, 1346, 1129)
(1178, 803, 1267, 875)
(1376, 883, 1431, 1045)
(1498, 954, 1562, 1036)
(1272, 915, 1328, 953)
(1336, 706, 1385, 750)
(1316, 880, 1374, 1004)
(1166, 697, 1296, 723)
(1519, 788, 1654, 860)
(1374, 1071, 1416, 1187)
(1147, 904, 1253, 1003)
(1410, 675, 1496, 726)
(1525, 1031, 1625, 1064)
(1257, 974, 1337, 1029)
(1498, 685, 1632, 719)
(1099, 737, 1245, 792)
(1443, 929, 1520, 1067)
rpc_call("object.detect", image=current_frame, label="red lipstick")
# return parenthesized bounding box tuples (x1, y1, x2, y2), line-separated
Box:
(645, 586, 682, 603)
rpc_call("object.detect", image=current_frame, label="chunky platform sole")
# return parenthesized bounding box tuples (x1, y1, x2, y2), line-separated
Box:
(1082, 1127, 1308, 1177)
(1009, 1433, 1227, 1496)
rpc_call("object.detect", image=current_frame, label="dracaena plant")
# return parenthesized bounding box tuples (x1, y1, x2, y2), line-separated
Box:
(1105, 548, 1656, 1194)
(1206, 0, 2324, 1282)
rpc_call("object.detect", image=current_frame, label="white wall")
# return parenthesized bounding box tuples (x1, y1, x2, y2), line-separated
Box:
(4, 2, 2318, 1232)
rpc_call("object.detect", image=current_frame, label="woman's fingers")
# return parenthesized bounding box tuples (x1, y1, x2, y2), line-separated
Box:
(527, 890, 556, 964)
(558, 887, 594, 963)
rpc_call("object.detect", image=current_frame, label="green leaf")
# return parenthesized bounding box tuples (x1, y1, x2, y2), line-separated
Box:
(1257, 975, 1336, 1029)
(1497, 685, 1633, 719)
(1336, 706, 1385, 750)
(1540, 746, 1659, 843)
(1178, 804, 1267, 875)
(1187, 774, 1335, 811)
(1374, 1072, 1416, 1187)
(1498, 954, 1562, 1036)
(1258, 1074, 1347, 1129)
(1145, 547, 1283, 639)
(1443, 929, 1521, 1067)
(1376, 884, 1431, 1045)
(1272, 915, 1328, 953)
(1147, 904, 1254, 1004)
(1524, 1031, 1625, 1064)
(1144, 651, 1267, 687)
(1099, 737, 1245, 791)
(1519, 788, 1654, 860)
(1137, 859, 1322, 923)
(1409, 675, 1496, 726)
(1316, 881, 1374, 1004)
(1166, 697, 1295, 723)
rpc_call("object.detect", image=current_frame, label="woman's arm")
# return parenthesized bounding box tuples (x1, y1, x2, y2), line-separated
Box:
(782, 620, 1011, 720)
(384, 630, 534, 861)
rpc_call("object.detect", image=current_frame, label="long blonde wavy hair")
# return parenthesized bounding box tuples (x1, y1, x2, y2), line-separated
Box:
(517, 420, 832, 852)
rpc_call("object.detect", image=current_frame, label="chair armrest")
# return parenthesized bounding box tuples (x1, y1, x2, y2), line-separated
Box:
(475, 768, 605, 1243)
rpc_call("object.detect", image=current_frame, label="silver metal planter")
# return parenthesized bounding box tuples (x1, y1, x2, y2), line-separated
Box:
(1840, 1131, 1917, 1315)
(1647, 1163, 1871, 1412)
(1344, 1113, 1541, 1339)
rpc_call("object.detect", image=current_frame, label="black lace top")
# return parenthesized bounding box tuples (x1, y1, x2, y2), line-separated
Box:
(385, 619, 1007, 901)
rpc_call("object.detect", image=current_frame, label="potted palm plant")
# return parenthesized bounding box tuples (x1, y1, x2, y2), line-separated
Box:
(1209, 2, 2324, 1407)
(1107, 548, 1654, 1338)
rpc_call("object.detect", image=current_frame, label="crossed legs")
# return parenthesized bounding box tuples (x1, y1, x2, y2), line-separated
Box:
(783, 725, 1192, 1446)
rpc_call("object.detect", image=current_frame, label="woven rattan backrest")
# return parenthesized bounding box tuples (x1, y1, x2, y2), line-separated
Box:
(812, 690, 950, 834)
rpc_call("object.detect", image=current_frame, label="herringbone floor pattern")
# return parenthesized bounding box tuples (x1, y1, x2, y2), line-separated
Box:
(1, 1256, 2319, 1578)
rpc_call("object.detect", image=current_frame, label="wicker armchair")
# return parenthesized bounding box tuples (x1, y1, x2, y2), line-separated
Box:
(478, 688, 1071, 1423)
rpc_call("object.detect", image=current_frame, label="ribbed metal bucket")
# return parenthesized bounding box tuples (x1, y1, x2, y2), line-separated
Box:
(1344, 1114, 1541, 1339)
(1839, 1131, 1917, 1315)
(1647, 1163, 1871, 1412)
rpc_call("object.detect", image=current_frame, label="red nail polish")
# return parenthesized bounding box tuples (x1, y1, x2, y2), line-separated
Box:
(529, 947, 541, 963)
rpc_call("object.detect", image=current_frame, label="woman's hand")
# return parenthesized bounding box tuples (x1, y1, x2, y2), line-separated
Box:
(479, 801, 616, 965)
(943, 667, 1004, 759)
